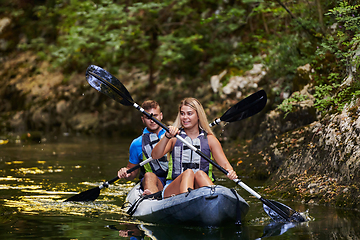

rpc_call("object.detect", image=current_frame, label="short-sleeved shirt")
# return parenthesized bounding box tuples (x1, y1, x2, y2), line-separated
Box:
(129, 127, 166, 165)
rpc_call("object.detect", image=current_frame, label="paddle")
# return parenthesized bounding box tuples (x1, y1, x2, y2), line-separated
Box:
(209, 89, 267, 127)
(83, 65, 305, 222)
(64, 157, 154, 202)
(65, 91, 265, 202)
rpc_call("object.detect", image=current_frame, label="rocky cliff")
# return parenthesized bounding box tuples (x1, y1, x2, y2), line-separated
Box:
(256, 86, 360, 208)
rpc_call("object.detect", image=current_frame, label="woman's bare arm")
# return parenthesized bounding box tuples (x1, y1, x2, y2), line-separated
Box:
(151, 126, 178, 159)
(208, 135, 238, 180)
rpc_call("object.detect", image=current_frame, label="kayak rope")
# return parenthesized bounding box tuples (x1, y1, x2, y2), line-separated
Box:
(230, 188, 242, 225)
(126, 191, 162, 216)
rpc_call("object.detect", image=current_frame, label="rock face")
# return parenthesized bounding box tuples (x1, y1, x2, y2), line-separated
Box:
(257, 90, 360, 207)
(0, 51, 141, 137)
(275, 105, 360, 184)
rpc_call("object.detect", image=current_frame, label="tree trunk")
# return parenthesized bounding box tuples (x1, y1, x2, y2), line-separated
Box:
(315, 0, 324, 33)
(262, 12, 269, 34)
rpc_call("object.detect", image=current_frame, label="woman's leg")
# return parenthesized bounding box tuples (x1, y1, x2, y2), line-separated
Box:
(164, 169, 194, 198)
(194, 170, 214, 189)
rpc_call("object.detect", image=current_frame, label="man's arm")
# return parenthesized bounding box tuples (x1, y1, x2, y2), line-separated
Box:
(118, 136, 142, 180)
(117, 162, 139, 180)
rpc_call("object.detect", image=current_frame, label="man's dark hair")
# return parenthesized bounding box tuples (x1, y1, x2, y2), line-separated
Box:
(141, 100, 160, 111)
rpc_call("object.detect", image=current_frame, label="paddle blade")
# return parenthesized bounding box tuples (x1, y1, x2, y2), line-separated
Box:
(220, 89, 267, 123)
(263, 199, 306, 223)
(86, 65, 134, 106)
(64, 187, 100, 202)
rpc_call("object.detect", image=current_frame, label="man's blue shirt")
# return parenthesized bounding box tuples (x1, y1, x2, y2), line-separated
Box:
(129, 128, 166, 165)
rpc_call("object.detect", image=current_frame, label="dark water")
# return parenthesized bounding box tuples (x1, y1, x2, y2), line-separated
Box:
(0, 136, 359, 239)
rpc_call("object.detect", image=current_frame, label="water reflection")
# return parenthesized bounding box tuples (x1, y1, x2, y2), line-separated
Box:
(2, 180, 134, 217)
(106, 223, 248, 240)
(105, 221, 307, 240)
(256, 222, 299, 239)
(140, 224, 248, 240)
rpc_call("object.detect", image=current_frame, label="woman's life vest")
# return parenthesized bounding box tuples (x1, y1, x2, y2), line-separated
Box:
(167, 129, 214, 181)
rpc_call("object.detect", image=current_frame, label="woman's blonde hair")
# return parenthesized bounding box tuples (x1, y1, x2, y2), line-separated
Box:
(173, 98, 214, 135)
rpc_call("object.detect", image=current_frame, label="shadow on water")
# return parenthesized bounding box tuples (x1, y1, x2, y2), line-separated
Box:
(1, 136, 360, 239)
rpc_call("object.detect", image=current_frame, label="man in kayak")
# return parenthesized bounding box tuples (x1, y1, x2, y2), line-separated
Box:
(117, 100, 167, 195)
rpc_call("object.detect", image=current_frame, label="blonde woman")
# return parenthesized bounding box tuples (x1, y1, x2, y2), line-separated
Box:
(152, 98, 237, 198)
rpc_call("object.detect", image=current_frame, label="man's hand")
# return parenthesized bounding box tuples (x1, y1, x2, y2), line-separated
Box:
(118, 167, 131, 179)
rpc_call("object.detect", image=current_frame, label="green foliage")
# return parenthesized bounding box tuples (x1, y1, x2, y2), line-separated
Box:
(275, 1, 360, 117)
(50, 0, 136, 72)
(277, 92, 309, 118)
(264, 35, 315, 78)
(251, 1, 320, 80)
(17, 0, 255, 87)
(1, 1, 58, 54)
(313, 83, 340, 111)
(312, 1, 360, 114)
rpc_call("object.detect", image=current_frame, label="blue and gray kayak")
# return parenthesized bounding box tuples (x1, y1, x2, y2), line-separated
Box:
(123, 183, 249, 226)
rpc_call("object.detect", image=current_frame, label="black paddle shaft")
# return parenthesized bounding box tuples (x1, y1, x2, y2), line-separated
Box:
(100, 160, 144, 188)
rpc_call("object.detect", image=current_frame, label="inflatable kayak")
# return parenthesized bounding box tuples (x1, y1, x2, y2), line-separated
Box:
(123, 183, 249, 226)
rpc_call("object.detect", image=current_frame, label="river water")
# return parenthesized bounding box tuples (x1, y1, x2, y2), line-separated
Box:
(0, 135, 359, 239)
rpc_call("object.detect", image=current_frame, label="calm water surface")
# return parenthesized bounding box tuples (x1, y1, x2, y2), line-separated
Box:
(0, 136, 359, 239)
